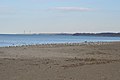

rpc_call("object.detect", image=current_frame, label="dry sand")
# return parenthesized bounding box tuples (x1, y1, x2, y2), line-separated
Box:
(0, 42, 120, 80)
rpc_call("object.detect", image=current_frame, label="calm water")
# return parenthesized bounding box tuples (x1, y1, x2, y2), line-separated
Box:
(0, 34, 120, 47)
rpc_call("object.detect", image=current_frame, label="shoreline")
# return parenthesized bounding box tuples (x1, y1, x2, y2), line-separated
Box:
(1, 41, 120, 48)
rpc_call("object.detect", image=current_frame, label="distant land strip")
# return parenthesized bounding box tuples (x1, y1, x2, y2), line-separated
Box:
(72, 33, 120, 37)
(0, 32, 120, 37)
(54, 33, 120, 37)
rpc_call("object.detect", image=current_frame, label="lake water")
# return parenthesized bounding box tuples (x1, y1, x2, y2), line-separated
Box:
(0, 34, 120, 47)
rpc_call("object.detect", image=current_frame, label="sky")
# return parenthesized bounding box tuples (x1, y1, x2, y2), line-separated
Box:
(0, 0, 120, 34)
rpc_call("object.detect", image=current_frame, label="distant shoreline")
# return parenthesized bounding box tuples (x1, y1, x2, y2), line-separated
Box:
(0, 32, 120, 37)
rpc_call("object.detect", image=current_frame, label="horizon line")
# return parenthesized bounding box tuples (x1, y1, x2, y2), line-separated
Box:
(0, 32, 120, 35)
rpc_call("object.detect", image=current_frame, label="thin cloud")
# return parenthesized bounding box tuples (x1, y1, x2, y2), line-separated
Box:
(51, 7, 94, 12)
(0, 6, 16, 15)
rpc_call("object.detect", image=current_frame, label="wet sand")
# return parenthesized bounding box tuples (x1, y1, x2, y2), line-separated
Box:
(0, 42, 120, 80)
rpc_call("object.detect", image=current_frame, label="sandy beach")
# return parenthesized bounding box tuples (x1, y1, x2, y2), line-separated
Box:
(0, 42, 120, 80)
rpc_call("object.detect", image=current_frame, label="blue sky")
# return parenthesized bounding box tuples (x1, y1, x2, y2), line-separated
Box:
(0, 0, 120, 34)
